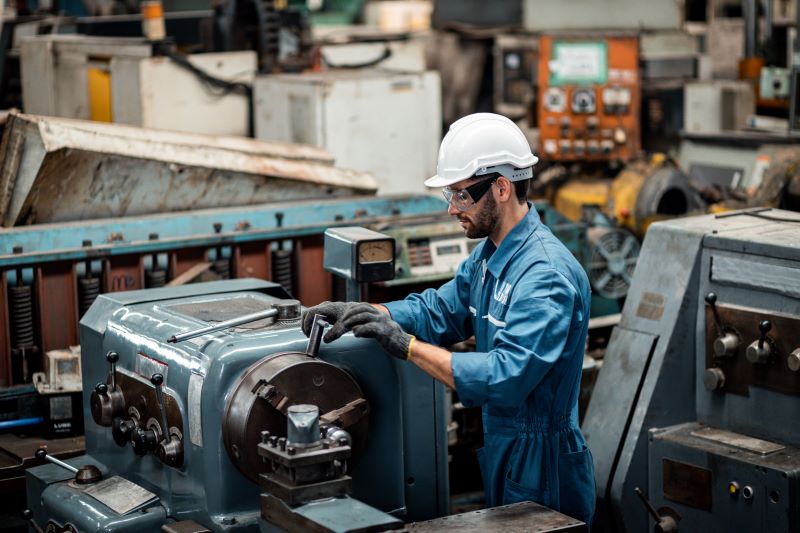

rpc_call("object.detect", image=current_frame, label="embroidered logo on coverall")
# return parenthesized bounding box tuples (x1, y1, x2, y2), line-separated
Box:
(493, 280, 512, 305)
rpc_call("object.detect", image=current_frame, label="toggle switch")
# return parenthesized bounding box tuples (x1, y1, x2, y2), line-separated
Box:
(705, 292, 740, 358)
(746, 320, 773, 364)
(90, 351, 126, 426)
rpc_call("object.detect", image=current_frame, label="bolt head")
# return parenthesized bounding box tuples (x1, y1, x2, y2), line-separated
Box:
(106, 351, 119, 364)
(260, 431, 271, 444)
(287, 446, 296, 456)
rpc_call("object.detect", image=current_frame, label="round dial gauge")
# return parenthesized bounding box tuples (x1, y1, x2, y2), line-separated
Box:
(358, 240, 393, 264)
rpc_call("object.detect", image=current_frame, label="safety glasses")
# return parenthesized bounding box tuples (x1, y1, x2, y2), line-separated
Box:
(442, 177, 497, 212)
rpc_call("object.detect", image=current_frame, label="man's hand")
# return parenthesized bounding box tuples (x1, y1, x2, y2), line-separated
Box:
(328, 303, 413, 359)
(301, 301, 357, 338)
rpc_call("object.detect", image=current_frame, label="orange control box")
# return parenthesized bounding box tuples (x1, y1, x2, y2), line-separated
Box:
(537, 34, 640, 162)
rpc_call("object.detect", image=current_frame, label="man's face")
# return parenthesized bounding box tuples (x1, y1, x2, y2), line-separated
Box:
(445, 177, 500, 239)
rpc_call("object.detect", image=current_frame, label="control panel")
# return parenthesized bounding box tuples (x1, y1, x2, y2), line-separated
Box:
(90, 351, 185, 468)
(703, 292, 800, 397)
(538, 34, 640, 162)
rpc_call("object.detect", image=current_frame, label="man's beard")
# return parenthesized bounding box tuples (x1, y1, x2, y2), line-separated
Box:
(459, 192, 499, 239)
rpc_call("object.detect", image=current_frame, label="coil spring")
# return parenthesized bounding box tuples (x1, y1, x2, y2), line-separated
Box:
(146, 270, 167, 288)
(271, 249, 294, 295)
(79, 276, 101, 316)
(213, 259, 231, 280)
(9, 284, 34, 349)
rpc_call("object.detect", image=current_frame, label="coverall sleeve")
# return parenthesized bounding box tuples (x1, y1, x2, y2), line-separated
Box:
(383, 257, 475, 347)
(452, 268, 577, 408)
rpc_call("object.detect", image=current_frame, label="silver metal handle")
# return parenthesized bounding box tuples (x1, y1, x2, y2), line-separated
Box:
(151, 373, 171, 444)
(168, 308, 279, 343)
(305, 314, 329, 357)
(35, 448, 78, 474)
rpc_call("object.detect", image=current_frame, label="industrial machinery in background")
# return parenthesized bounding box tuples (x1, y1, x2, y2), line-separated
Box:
(254, 69, 441, 196)
(537, 34, 640, 162)
(583, 207, 800, 532)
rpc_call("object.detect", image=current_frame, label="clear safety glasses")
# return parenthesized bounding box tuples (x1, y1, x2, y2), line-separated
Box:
(442, 177, 497, 212)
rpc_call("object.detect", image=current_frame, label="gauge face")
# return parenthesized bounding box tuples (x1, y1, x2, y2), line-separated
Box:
(358, 240, 393, 264)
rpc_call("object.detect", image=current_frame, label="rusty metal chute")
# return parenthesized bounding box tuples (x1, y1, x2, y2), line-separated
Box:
(0, 112, 378, 227)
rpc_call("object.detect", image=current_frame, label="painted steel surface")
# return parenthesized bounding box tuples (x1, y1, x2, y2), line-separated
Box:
(25, 279, 448, 531)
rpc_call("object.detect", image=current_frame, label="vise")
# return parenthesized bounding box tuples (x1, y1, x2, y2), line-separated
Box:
(584, 208, 800, 532)
(24, 278, 449, 532)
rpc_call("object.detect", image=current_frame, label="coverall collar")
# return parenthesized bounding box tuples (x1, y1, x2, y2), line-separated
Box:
(483, 202, 540, 279)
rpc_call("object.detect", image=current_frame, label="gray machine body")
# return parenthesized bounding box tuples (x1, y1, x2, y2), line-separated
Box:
(583, 209, 800, 532)
(26, 279, 449, 532)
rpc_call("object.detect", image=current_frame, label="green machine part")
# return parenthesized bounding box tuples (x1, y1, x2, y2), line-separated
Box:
(288, 0, 366, 25)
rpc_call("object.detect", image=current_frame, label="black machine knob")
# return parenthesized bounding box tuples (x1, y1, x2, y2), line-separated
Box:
(704, 292, 740, 358)
(746, 320, 773, 364)
(131, 426, 159, 456)
(106, 351, 119, 390)
(112, 417, 137, 447)
(22, 509, 44, 533)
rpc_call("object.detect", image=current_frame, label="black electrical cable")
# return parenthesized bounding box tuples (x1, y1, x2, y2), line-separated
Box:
(321, 44, 393, 69)
(163, 49, 252, 98)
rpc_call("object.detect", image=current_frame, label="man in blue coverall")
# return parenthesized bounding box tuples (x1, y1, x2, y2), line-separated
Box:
(302, 113, 595, 524)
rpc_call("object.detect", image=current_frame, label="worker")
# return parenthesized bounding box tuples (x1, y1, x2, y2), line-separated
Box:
(301, 113, 595, 524)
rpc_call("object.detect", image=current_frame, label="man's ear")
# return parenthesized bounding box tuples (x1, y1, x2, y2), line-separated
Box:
(496, 175, 513, 202)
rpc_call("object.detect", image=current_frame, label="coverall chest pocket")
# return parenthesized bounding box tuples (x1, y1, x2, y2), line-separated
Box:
(486, 300, 509, 329)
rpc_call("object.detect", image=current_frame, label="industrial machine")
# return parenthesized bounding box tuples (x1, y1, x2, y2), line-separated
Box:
(23, 224, 450, 531)
(583, 207, 800, 532)
(537, 33, 640, 162)
(254, 69, 442, 196)
(19, 36, 256, 136)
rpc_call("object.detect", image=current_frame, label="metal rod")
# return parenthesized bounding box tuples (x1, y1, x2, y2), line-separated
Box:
(634, 487, 662, 522)
(764, 0, 774, 47)
(168, 308, 279, 343)
(345, 278, 361, 303)
(43, 454, 79, 474)
(152, 374, 171, 443)
(743, 0, 759, 58)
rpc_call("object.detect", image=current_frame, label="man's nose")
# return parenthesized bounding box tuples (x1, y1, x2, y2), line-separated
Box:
(447, 202, 459, 216)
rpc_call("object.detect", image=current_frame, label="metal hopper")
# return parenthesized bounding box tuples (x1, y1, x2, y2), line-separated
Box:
(0, 112, 377, 227)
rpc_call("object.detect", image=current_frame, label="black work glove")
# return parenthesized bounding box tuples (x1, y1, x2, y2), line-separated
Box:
(301, 301, 357, 338)
(326, 303, 413, 359)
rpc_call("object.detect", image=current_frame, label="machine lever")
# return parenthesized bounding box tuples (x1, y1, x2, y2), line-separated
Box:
(704, 293, 725, 337)
(106, 351, 119, 391)
(35, 448, 78, 474)
(305, 314, 329, 358)
(168, 308, 279, 343)
(21, 509, 44, 533)
(151, 373, 171, 444)
(758, 320, 772, 350)
(635, 487, 662, 522)
(635, 487, 680, 533)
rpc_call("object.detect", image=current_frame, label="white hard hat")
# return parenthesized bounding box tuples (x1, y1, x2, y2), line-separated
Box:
(425, 113, 539, 188)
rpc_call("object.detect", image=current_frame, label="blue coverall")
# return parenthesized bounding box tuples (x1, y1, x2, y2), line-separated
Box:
(384, 205, 595, 525)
